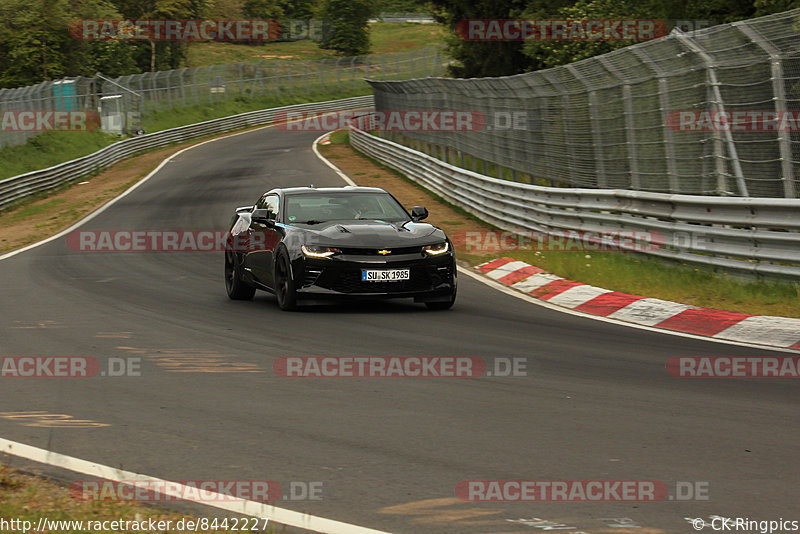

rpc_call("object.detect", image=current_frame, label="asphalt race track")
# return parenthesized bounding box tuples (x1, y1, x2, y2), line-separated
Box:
(1, 126, 798, 533)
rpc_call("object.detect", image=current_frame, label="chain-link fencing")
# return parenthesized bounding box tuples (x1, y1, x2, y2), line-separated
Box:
(0, 46, 445, 149)
(367, 11, 800, 198)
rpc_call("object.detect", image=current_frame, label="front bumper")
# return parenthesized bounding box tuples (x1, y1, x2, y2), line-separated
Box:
(291, 252, 456, 302)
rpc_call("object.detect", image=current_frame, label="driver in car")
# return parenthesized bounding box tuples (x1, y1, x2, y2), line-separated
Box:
(350, 196, 376, 219)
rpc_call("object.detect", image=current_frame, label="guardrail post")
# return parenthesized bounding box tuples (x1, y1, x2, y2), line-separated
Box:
(165, 71, 173, 109)
(735, 21, 796, 199)
(630, 48, 680, 193)
(598, 57, 640, 190)
(566, 65, 607, 189)
(541, 71, 578, 186)
(150, 71, 159, 112)
(674, 29, 748, 196)
(178, 68, 187, 106)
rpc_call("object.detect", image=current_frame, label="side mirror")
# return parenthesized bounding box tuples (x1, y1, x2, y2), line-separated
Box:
(251, 209, 275, 225)
(411, 206, 429, 221)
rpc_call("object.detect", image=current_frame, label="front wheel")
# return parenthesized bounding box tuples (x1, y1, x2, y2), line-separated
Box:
(274, 251, 298, 311)
(225, 250, 255, 300)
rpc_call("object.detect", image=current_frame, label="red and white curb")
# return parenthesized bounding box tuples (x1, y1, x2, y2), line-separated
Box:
(477, 257, 800, 350)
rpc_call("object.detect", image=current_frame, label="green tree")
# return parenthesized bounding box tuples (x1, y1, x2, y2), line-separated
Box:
(374, 0, 430, 15)
(204, 0, 243, 18)
(521, 0, 757, 72)
(318, 0, 374, 56)
(753, 0, 800, 14)
(111, 0, 206, 71)
(428, 0, 546, 77)
(428, 0, 763, 78)
(241, 0, 283, 18)
(65, 0, 137, 77)
(521, 0, 647, 71)
(278, 0, 317, 19)
(0, 0, 72, 85)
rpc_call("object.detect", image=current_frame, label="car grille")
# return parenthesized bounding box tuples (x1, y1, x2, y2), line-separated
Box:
(337, 246, 423, 256)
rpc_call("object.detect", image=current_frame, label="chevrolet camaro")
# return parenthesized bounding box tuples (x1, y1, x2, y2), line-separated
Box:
(224, 186, 457, 310)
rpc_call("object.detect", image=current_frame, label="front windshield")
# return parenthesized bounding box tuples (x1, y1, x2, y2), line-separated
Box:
(284, 192, 410, 224)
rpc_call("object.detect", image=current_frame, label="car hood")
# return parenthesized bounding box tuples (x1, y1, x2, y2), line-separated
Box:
(302, 220, 443, 248)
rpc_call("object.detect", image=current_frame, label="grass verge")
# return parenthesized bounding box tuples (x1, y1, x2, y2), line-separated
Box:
(0, 21, 447, 181)
(0, 124, 275, 253)
(321, 131, 800, 318)
(0, 466, 276, 533)
(141, 87, 371, 133)
(0, 89, 372, 182)
(186, 22, 446, 65)
(0, 131, 121, 181)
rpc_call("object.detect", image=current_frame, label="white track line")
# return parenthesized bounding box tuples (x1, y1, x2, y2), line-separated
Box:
(0, 439, 389, 534)
(459, 268, 800, 354)
(0, 122, 281, 262)
(311, 137, 800, 355)
(2, 118, 391, 533)
(312, 132, 357, 186)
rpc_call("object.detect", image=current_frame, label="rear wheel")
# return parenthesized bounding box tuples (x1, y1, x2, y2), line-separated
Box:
(274, 251, 298, 311)
(225, 250, 255, 300)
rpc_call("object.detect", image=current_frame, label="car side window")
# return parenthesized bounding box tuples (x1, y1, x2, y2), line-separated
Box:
(254, 194, 279, 219)
(264, 195, 279, 220)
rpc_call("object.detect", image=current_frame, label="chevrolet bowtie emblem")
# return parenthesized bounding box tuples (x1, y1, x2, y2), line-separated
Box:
(378, 249, 391, 255)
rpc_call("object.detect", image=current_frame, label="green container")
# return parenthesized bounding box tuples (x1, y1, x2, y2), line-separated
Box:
(52, 80, 76, 111)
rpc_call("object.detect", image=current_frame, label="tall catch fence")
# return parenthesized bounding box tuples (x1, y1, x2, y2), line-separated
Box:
(367, 10, 800, 198)
(0, 46, 445, 149)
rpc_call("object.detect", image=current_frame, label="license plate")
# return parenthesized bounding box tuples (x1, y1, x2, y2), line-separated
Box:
(362, 269, 410, 282)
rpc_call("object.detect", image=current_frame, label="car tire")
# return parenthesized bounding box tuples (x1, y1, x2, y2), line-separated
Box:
(425, 287, 456, 310)
(225, 250, 255, 300)
(274, 250, 298, 311)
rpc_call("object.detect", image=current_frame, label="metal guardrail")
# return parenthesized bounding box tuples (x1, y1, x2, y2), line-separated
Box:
(349, 119, 800, 279)
(0, 95, 373, 211)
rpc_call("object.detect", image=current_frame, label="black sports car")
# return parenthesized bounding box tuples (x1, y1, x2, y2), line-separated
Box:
(224, 186, 457, 310)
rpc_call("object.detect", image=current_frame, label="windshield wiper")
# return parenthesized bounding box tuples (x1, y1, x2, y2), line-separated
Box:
(296, 220, 326, 225)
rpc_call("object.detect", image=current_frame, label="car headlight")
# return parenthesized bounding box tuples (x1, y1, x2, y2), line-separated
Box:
(423, 242, 449, 256)
(302, 245, 340, 258)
